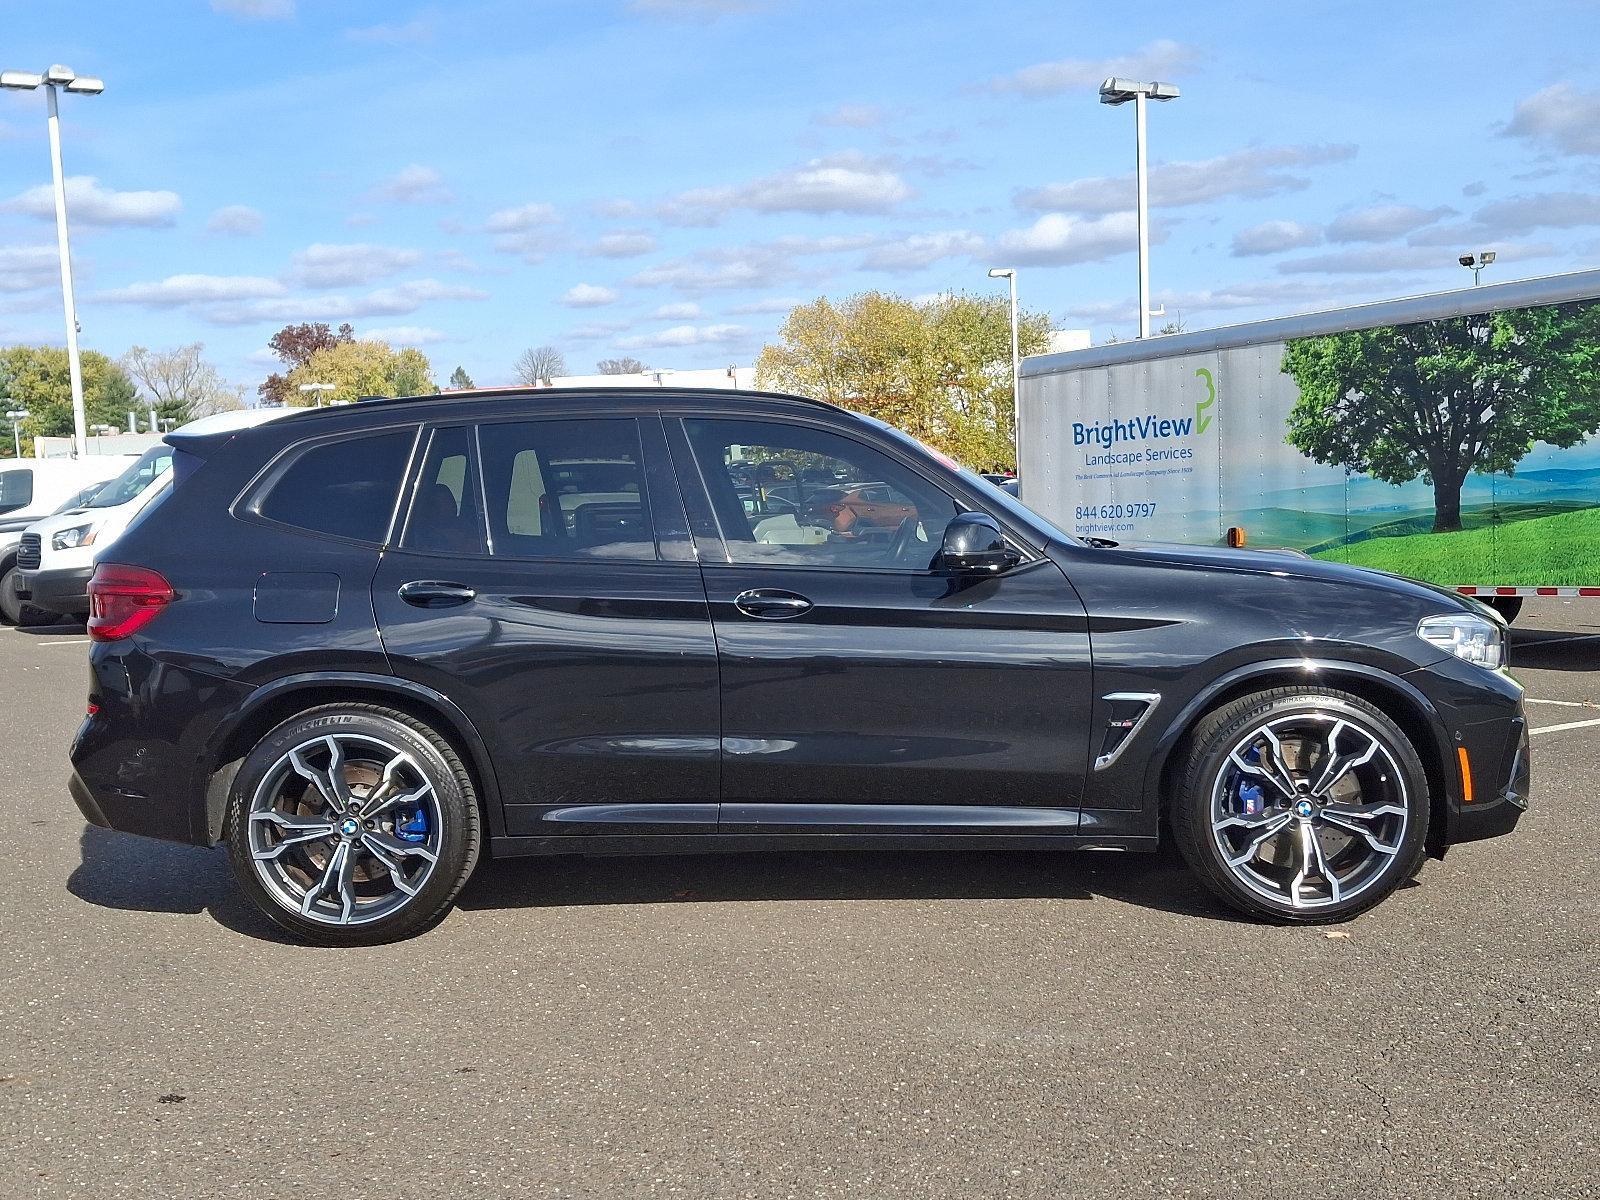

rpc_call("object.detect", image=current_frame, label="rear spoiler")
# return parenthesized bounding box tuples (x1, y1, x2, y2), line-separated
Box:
(162, 406, 301, 461)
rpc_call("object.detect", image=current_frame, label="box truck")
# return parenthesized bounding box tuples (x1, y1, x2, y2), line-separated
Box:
(1017, 268, 1600, 620)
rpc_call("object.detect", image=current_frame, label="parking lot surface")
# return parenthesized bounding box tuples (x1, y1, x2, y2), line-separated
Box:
(2, 599, 1595, 1199)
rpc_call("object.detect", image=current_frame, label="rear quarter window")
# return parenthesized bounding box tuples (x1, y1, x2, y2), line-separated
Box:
(0, 468, 33, 514)
(254, 429, 416, 544)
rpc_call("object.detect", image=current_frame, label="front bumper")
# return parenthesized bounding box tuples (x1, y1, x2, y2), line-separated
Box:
(19, 563, 93, 616)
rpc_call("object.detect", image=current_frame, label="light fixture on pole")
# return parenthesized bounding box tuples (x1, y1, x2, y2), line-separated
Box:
(988, 267, 1022, 473)
(641, 368, 673, 386)
(1099, 76, 1179, 339)
(1459, 250, 1496, 286)
(90, 422, 115, 450)
(4, 409, 30, 459)
(297, 382, 337, 406)
(1, 65, 105, 459)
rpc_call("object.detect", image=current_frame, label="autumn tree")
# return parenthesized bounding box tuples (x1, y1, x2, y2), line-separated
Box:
(259, 322, 355, 405)
(282, 340, 438, 405)
(1284, 300, 1600, 532)
(448, 366, 475, 390)
(513, 345, 566, 386)
(0, 345, 139, 453)
(597, 356, 648, 375)
(756, 292, 1051, 471)
(122, 344, 244, 427)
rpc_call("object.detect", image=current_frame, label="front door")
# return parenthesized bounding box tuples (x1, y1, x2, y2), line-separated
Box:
(372, 415, 720, 838)
(672, 414, 1094, 835)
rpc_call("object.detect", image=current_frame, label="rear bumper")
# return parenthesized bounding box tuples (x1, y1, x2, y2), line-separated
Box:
(19, 564, 93, 616)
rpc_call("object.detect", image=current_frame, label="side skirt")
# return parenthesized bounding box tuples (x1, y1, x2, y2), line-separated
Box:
(489, 832, 1160, 859)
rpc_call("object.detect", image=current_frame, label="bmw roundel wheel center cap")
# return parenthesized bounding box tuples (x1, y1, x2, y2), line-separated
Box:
(1293, 799, 1315, 819)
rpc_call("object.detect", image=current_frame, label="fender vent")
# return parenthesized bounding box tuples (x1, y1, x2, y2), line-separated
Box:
(1095, 692, 1160, 770)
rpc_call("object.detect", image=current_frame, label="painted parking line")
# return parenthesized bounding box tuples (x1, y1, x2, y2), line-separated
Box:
(1530, 716, 1600, 736)
(1525, 698, 1599, 708)
(35, 639, 91, 646)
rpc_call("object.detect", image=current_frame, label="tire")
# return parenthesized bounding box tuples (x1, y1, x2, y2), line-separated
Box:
(1486, 596, 1523, 625)
(0, 563, 56, 627)
(224, 704, 481, 946)
(1170, 687, 1429, 924)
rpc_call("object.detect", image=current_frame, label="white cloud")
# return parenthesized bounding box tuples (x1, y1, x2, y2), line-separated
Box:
(372, 164, 453, 204)
(1462, 181, 1488, 198)
(205, 205, 263, 236)
(364, 325, 451, 346)
(1473, 191, 1600, 231)
(661, 152, 912, 224)
(560, 283, 621, 307)
(564, 321, 632, 342)
(290, 243, 423, 288)
(652, 302, 702, 319)
(1276, 245, 1486, 275)
(728, 296, 803, 314)
(628, 0, 768, 17)
(1231, 220, 1323, 256)
(485, 202, 559, 232)
(1503, 83, 1600, 156)
(587, 231, 657, 257)
(862, 229, 985, 270)
(5, 176, 180, 227)
(346, 17, 433, 44)
(619, 323, 749, 350)
(1015, 144, 1356, 214)
(211, 0, 294, 18)
(816, 103, 887, 128)
(96, 274, 287, 306)
(984, 39, 1198, 97)
(1326, 204, 1453, 243)
(993, 211, 1146, 266)
(198, 279, 488, 325)
(0, 244, 62, 291)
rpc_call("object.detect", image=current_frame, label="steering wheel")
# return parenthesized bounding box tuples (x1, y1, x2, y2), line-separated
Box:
(887, 515, 926, 566)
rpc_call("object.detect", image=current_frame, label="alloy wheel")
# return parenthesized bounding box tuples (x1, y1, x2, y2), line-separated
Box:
(1209, 714, 1409, 910)
(246, 733, 443, 926)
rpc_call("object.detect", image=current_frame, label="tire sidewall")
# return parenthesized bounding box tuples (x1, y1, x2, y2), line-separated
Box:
(225, 707, 478, 945)
(1176, 691, 1430, 923)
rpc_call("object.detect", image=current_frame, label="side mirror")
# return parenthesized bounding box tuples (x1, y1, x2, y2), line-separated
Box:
(938, 512, 1019, 576)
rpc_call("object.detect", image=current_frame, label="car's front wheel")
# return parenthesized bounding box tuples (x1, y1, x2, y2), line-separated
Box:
(1170, 688, 1430, 923)
(224, 704, 481, 945)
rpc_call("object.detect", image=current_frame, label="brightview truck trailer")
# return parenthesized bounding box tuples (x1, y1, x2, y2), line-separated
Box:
(1017, 268, 1600, 621)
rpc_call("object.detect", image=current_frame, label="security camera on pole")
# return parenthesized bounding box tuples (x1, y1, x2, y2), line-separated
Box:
(0, 65, 105, 459)
(1099, 77, 1180, 339)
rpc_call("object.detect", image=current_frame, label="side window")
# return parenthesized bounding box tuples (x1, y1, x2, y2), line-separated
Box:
(402, 426, 486, 556)
(684, 418, 959, 570)
(478, 418, 656, 561)
(0, 469, 33, 514)
(256, 429, 414, 544)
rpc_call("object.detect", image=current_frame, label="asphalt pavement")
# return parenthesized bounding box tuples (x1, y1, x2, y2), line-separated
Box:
(1, 600, 1595, 1198)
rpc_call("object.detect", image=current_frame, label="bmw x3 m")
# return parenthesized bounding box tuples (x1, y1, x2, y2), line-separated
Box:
(69, 388, 1528, 944)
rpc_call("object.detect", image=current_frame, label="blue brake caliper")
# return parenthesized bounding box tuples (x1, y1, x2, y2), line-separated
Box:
(1237, 745, 1264, 815)
(396, 806, 430, 844)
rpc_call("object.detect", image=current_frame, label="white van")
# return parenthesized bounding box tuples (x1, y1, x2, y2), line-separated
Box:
(14, 408, 294, 623)
(0, 457, 136, 625)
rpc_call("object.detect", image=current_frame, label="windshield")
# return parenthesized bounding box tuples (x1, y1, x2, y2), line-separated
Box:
(88, 446, 173, 508)
(53, 482, 108, 514)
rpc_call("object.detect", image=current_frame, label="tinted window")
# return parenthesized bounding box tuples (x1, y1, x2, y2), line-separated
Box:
(258, 430, 414, 544)
(0, 468, 32, 514)
(685, 418, 959, 570)
(478, 419, 655, 560)
(402, 426, 486, 556)
(89, 446, 173, 508)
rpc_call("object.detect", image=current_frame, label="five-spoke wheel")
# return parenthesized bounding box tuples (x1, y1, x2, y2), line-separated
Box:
(226, 705, 480, 945)
(1172, 688, 1429, 923)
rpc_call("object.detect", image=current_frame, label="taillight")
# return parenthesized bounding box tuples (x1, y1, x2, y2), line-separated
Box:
(87, 563, 175, 642)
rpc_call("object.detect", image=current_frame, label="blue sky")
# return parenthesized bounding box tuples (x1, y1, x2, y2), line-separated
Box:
(3, 0, 1599, 393)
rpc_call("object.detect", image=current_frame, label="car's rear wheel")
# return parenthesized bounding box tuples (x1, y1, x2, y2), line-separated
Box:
(224, 704, 481, 945)
(1170, 688, 1429, 923)
(0, 563, 56, 627)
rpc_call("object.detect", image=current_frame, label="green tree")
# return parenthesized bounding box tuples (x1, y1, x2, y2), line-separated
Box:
(259, 322, 355, 405)
(0, 345, 139, 454)
(756, 292, 1051, 471)
(1284, 301, 1600, 532)
(283, 340, 438, 404)
(448, 366, 475, 390)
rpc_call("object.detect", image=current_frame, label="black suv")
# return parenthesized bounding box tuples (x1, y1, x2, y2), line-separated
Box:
(69, 389, 1528, 944)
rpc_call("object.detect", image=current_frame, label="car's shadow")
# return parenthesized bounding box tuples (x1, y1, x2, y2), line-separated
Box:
(67, 824, 1233, 944)
(1508, 626, 1600, 672)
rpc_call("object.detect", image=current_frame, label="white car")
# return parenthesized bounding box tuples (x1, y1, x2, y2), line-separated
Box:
(0, 456, 135, 625)
(16, 408, 294, 624)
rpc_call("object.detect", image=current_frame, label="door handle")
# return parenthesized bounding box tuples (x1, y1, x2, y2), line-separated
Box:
(397, 580, 477, 608)
(733, 589, 813, 619)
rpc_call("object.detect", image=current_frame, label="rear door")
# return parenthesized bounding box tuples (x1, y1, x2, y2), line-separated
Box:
(371, 411, 721, 839)
(670, 413, 1094, 834)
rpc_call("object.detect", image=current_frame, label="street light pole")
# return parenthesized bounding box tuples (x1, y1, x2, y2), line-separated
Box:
(988, 268, 1021, 472)
(4, 409, 30, 459)
(2, 65, 104, 459)
(1099, 77, 1179, 339)
(1459, 250, 1496, 286)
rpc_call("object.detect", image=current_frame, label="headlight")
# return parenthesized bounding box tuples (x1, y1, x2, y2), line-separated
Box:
(1418, 613, 1504, 670)
(51, 523, 97, 551)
